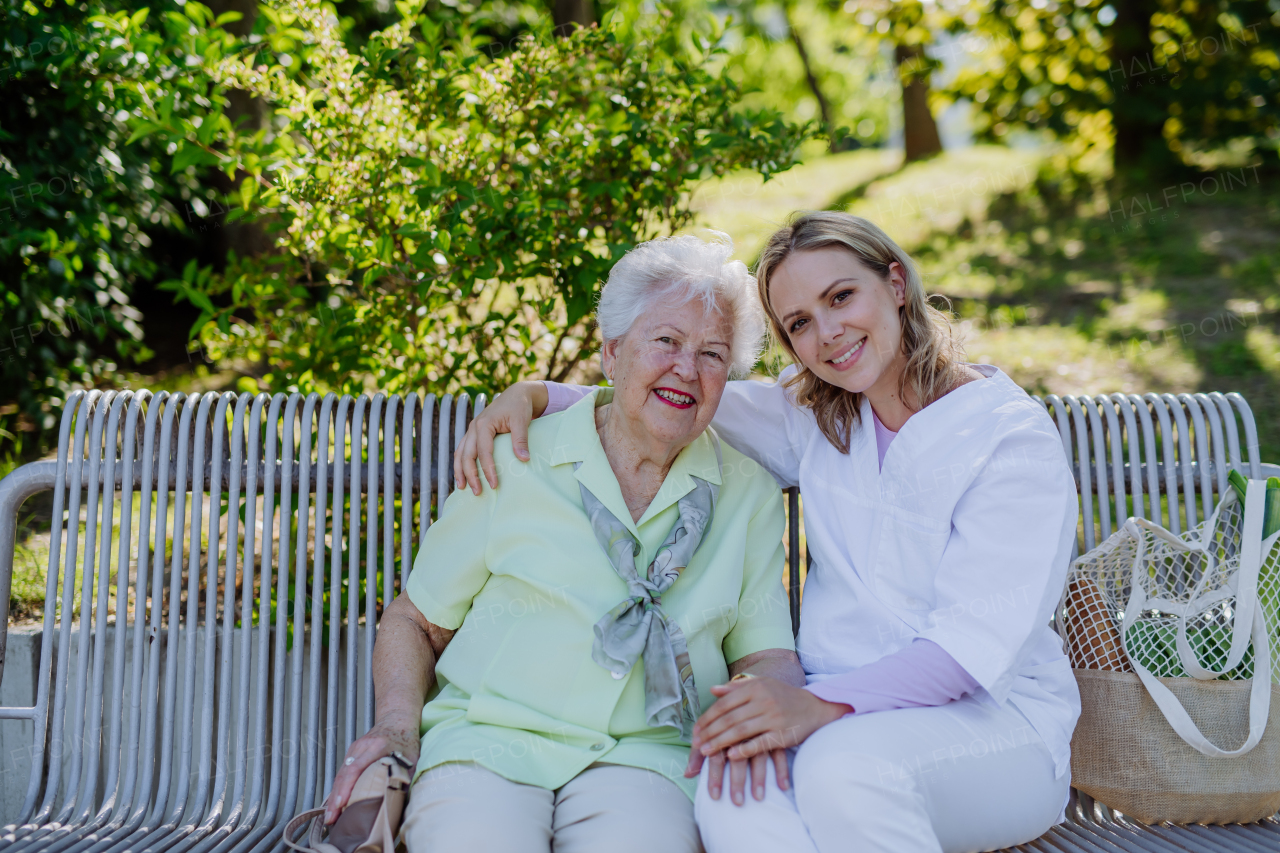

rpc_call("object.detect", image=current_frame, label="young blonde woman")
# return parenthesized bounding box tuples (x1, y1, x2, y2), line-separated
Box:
(455, 212, 1080, 852)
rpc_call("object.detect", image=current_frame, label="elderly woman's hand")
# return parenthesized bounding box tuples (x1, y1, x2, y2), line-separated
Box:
(325, 717, 422, 824)
(693, 747, 792, 806)
(325, 596, 446, 824)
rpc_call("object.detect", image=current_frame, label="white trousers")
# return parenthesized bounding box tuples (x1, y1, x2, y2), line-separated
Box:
(695, 697, 1069, 853)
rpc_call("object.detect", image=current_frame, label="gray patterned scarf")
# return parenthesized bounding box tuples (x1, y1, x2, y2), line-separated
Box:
(575, 430, 722, 740)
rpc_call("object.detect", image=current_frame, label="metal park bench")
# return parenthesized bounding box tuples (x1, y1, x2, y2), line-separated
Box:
(1, 387, 1279, 853)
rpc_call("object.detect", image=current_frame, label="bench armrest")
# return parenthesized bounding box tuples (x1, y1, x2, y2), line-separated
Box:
(0, 460, 58, 687)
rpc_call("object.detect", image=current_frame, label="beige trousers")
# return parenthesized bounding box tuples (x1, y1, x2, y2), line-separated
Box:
(401, 761, 702, 853)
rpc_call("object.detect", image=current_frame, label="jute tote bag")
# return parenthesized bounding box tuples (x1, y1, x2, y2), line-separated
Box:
(1063, 479, 1280, 825)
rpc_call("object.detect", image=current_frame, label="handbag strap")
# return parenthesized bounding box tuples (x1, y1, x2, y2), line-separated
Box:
(283, 809, 330, 853)
(282, 752, 414, 853)
(1122, 481, 1274, 757)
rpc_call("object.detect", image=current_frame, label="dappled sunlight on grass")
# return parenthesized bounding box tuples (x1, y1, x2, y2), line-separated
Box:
(847, 146, 1045, 251)
(688, 149, 900, 261)
(962, 323, 1202, 398)
(1247, 327, 1280, 379)
(927, 175, 1280, 459)
(1092, 290, 1171, 339)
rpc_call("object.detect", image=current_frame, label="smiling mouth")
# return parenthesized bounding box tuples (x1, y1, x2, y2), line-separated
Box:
(828, 337, 867, 367)
(653, 388, 696, 408)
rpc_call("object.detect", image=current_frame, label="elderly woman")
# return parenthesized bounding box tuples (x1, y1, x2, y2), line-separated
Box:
(325, 233, 802, 853)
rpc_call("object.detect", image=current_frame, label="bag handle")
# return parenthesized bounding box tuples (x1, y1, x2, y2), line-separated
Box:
(1129, 482, 1266, 678)
(1182, 480, 1264, 678)
(1131, 604, 1271, 757)
(283, 809, 330, 853)
(1122, 480, 1273, 757)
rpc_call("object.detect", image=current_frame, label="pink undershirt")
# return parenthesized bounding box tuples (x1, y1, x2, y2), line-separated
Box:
(871, 408, 897, 469)
(542, 381, 980, 715)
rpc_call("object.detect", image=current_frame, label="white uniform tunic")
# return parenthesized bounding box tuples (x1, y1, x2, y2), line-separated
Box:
(709, 364, 1081, 779)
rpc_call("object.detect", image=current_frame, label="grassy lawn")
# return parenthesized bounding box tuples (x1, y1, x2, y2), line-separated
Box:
(925, 172, 1280, 464)
(690, 146, 1280, 464)
(690, 148, 901, 261)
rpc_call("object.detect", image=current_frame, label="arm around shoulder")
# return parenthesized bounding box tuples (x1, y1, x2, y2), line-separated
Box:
(711, 376, 808, 489)
(454, 380, 549, 493)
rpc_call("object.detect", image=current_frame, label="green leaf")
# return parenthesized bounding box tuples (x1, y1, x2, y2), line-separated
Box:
(187, 288, 215, 314)
(170, 142, 211, 173)
(196, 114, 220, 146)
(189, 310, 213, 339)
(125, 121, 160, 145)
(239, 177, 256, 209)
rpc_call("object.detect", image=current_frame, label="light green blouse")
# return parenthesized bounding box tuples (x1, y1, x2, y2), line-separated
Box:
(405, 389, 795, 800)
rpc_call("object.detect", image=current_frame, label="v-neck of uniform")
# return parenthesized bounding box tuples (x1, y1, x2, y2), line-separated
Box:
(861, 363, 998, 478)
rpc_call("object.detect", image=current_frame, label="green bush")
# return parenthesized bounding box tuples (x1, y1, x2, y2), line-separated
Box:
(122, 1, 806, 397)
(0, 0, 803, 456)
(0, 1, 212, 441)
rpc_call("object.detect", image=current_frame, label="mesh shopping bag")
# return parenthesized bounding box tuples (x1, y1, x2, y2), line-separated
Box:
(1062, 478, 1280, 824)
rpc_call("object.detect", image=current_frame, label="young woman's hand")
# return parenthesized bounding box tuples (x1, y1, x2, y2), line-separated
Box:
(453, 381, 547, 494)
(690, 676, 851, 762)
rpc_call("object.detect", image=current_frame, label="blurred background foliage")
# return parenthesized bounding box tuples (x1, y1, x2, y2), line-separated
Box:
(1, 0, 807, 454)
(141, 2, 805, 397)
(2, 0, 1280, 471)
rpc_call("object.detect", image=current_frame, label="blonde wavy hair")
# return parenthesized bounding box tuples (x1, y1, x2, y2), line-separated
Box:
(755, 211, 965, 453)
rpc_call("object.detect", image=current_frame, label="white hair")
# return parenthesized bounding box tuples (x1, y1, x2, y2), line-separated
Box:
(595, 232, 765, 378)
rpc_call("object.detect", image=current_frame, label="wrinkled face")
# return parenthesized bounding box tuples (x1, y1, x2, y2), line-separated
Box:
(600, 294, 733, 451)
(768, 247, 906, 395)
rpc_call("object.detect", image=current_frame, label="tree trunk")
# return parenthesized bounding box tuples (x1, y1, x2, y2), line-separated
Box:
(551, 0, 594, 36)
(784, 3, 839, 152)
(895, 43, 943, 163)
(1108, 0, 1177, 180)
(204, 0, 272, 263)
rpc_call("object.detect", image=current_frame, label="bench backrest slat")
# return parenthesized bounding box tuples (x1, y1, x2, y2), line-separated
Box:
(1040, 392, 1264, 555)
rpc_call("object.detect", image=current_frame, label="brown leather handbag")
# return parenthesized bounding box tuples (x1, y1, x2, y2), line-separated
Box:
(285, 753, 414, 853)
